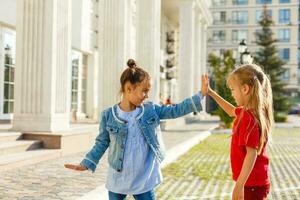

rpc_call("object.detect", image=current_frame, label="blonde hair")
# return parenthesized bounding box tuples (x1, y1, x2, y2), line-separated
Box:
(227, 64, 274, 155)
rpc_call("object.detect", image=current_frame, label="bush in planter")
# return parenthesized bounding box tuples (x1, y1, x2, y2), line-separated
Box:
(208, 50, 236, 129)
(274, 113, 287, 122)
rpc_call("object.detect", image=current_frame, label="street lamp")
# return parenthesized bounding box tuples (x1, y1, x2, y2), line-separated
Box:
(238, 39, 253, 64)
(241, 49, 253, 64)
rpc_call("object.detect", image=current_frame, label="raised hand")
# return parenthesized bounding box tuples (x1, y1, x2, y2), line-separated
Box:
(201, 74, 209, 96)
(64, 163, 87, 171)
(204, 74, 213, 95)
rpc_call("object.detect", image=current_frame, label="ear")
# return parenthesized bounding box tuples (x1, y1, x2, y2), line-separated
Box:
(242, 84, 250, 95)
(124, 82, 132, 93)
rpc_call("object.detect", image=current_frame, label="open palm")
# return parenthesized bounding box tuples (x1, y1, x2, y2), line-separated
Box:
(201, 74, 210, 96)
(64, 163, 87, 171)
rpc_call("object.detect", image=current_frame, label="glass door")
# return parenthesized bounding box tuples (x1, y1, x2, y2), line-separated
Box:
(0, 27, 16, 119)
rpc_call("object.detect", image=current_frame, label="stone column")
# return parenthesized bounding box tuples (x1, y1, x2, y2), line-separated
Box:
(178, 1, 195, 101)
(13, 0, 72, 132)
(193, 12, 202, 94)
(97, 0, 133, 112)
(201, 21, 208, 77)
(136, 0, 161, 103)
(201, 21, 208, 112)
(86, 52, 99, 120)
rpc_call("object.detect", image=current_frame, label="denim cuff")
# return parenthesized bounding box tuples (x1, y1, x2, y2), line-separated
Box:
(80, 158, 97, 173)
(190, 92, 203, 113)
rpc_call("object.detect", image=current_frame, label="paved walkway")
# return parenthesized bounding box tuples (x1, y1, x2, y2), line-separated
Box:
(1, 116, 300, 200)
(155, 128, 300, 200)
(0, 117, 218, 200)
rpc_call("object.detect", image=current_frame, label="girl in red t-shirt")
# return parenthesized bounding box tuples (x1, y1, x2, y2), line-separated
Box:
(202, 64, 274, 200)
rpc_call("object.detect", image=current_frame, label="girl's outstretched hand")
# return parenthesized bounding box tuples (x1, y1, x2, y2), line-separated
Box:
(64, 163, 87, 171)
(203, 74, 213, 95)
(201, 74, 208, 96)
(201, 74, 211, 96)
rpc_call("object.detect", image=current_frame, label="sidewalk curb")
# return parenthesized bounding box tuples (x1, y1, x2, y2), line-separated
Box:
(76, 130, 213, 200)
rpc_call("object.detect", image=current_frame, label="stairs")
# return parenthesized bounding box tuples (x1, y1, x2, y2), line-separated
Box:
(0, 131, 61, 171)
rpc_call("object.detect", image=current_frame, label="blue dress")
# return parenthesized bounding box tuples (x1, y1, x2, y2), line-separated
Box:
(105, 105, 162, 195)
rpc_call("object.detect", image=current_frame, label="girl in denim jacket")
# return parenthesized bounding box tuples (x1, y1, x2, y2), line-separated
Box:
(65, 59, 207, 200)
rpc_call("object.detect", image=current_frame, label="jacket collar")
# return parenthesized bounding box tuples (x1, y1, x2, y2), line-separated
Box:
(111, 104, 144, 124)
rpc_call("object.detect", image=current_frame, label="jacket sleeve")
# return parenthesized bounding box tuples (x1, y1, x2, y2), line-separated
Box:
(80, 111, 110, 172)
(154, 92, 203, 120)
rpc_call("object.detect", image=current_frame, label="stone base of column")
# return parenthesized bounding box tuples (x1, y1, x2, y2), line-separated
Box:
(22, 131, 96, 156)
(12, 114, 70, 132)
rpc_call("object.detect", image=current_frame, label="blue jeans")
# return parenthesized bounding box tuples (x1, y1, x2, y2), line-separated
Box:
(108, 190, 156, 200)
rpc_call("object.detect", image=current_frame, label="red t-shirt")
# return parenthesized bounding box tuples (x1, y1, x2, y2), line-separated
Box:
(231, 107, 270, 186)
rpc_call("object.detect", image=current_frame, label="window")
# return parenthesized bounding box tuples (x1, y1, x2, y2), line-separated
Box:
(212, 30, 226, 43)
(278, 29, 290, 42)
(2, 31, 16, 114)
(279, 0, 290, 3)
(299, 7, 300, 24)
(278, 48, 290, 61)
(255, 29, 262, 42)
(71, 52, 80, 110)
(212, 0, 226, 6)
(232, 11, 248, 24)
(71, 51, 88, 114)
(233, 0, 248, 5)
(256, 0, 272, 3)
(256, 10, 272, 23)
(232, 30, 248, 43)
(81, 55, 87, 114)
(213, 11, 226, 24)
(282, 69, 290, 81)
(279, 9, 290, 24)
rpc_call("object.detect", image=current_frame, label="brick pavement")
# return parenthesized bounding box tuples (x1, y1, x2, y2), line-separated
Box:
(1, 119, 299, 200)
(156, 128, 300, 200)
(0, 117, 218, 200)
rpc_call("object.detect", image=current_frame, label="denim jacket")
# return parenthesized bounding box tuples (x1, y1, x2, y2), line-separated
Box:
(81, 93, 203, 172)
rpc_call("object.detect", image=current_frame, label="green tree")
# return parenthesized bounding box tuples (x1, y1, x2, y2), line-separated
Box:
(254, 5, 290, 121)
(208, 50, 236, 128)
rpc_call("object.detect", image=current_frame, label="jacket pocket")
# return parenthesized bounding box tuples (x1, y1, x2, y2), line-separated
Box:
(146, 116, 160, 127)
(106, 126, 119, 143)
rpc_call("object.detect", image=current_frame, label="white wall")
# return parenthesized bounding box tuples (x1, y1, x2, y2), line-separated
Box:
(0, 0, 16, 26)
(72, 0, 93, 52)
(0, 0, 92, 53)
(72, 0, 83, 50)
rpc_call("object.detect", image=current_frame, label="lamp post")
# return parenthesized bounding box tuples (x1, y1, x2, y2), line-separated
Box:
(238, 39, 253, 64)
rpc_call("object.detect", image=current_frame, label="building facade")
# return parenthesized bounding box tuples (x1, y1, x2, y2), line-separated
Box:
(208, 0, 299, 96)
(0, 0, 211, 132)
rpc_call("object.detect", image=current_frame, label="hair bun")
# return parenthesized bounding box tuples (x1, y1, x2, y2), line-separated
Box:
(127, 59, 136, 68)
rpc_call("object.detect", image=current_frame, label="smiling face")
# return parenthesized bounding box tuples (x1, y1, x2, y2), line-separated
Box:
(125, 78, 151, 106)
(227, 76, 250, 107)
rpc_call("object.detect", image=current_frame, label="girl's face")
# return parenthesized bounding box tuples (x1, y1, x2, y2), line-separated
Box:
(126, 79, 151, 106)
(228, 77, 250, 106)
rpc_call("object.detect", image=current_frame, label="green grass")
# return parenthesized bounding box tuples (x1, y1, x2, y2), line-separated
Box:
(162, 134, 231, 181)
(157, 128, 300, 199)
(272, 128, 300, 137)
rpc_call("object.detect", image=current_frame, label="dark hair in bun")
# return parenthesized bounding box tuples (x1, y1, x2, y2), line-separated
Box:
(120, 59, 150, 93)
(127, 59, 136, 68)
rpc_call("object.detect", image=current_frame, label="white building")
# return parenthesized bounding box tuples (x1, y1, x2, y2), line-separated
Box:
(208, 0, 300, 96)
(0, 0, 211, 132)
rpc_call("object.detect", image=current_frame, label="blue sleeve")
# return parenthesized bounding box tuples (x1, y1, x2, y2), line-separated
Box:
(80, 111, 109, 172)
(154, 92, 203, 120)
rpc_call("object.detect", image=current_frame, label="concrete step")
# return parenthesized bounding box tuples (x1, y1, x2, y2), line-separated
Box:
(0, 131, 23, 142)
(0, 140, 43, 156)
(0, 149, 62, 171)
